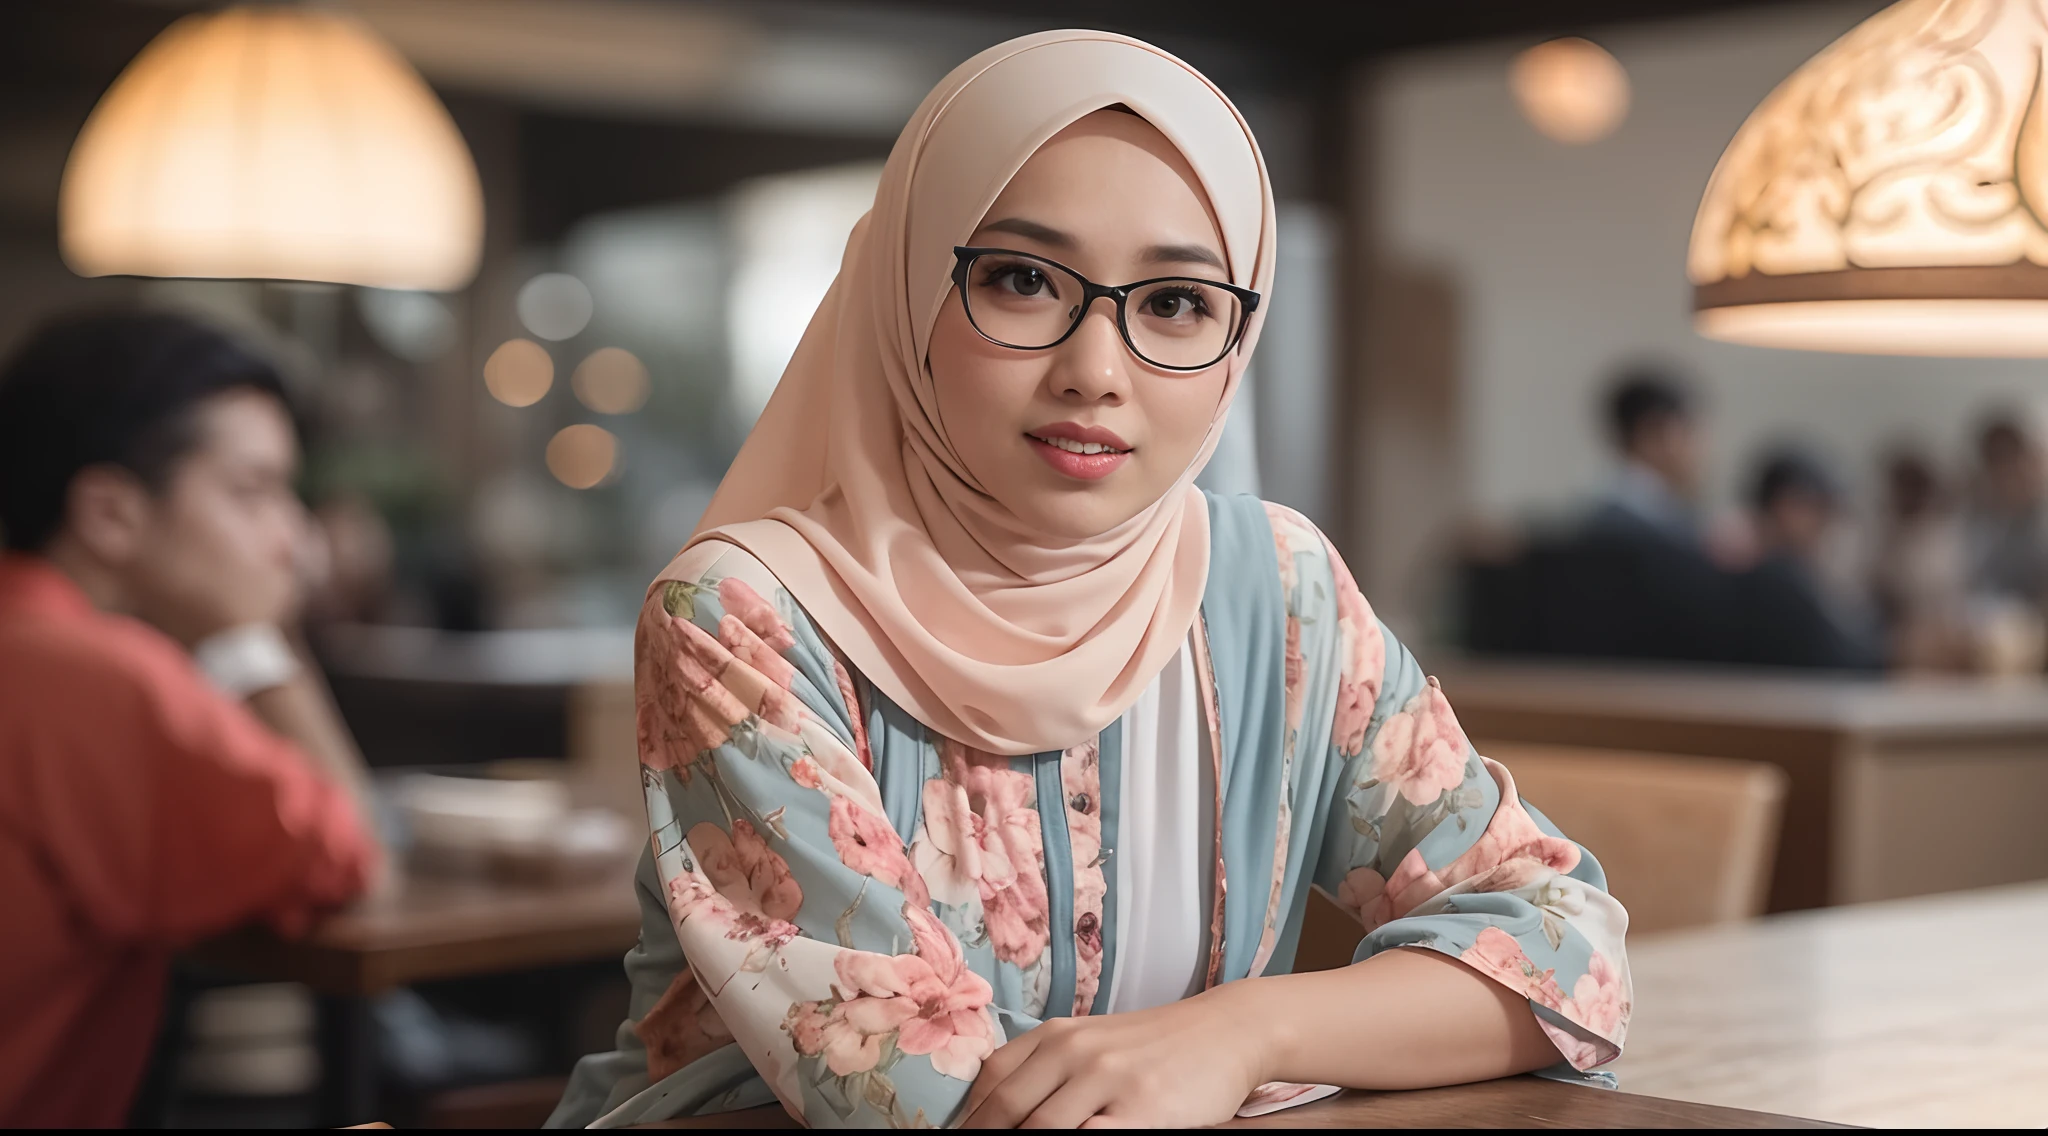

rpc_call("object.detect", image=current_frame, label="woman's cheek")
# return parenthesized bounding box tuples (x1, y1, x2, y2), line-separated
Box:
(1146, 371, 1228, 483)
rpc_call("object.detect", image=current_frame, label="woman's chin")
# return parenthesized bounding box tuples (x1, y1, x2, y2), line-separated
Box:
(1012, 490, 1154, 541)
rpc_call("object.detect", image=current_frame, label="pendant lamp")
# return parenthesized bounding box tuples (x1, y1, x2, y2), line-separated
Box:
(60, 6, 483, 291)
(1689, 0, 2048, 356)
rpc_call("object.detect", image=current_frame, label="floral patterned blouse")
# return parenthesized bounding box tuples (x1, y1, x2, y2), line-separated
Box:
(548, 494, 1632, 1129)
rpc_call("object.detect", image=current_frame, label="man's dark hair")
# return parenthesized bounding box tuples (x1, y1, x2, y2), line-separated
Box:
(1605, 365, 1693, 452)
(1749, 446, 1837, 514)
(1977, 412, 2032, 467)
(0, 308, 290, 551)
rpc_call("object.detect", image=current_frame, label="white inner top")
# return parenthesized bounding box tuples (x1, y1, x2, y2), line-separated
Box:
(1103, 639, 1210, 1014)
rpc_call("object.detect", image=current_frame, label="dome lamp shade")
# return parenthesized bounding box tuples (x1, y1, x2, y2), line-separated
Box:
(1690, 0, 2048, 356)
(59, 6, 483, 291)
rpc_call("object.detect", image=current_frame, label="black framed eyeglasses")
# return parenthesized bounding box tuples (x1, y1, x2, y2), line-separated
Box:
(950, 246, 1260, 372)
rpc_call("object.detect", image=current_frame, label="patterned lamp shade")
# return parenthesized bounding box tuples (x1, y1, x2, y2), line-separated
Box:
(1689, 0, 2048, 356)
(59, 7, 482, 291)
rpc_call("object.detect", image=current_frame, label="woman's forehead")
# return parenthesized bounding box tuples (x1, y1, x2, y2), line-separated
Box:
(977, 112, 1226, 265)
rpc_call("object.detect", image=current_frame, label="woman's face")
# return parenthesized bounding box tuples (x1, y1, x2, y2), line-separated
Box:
(928, 109, 1235, 541)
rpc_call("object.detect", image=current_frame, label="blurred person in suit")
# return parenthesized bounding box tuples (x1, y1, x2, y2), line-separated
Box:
(1960, 414, 2048, 673)
(1734, 447, 1884, 672)
(1594, 365, 1706, 546)
(1964, 413, 2048, 605)
(1872, 448, 1971, 670)
(1459, 370, 1881, 671)
(1460, 364, 1743, 662)
(0, 309, 381, 1127)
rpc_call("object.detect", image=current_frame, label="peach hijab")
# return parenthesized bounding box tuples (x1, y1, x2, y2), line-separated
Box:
(684, 30, 1276, 756)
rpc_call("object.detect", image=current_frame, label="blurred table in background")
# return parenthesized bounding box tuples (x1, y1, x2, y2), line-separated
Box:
(1616, 880, 2048, 1128)
(1443, 659, 2048, 911)
(314, 625, 632, 772)
(194, 858, 642, 1126)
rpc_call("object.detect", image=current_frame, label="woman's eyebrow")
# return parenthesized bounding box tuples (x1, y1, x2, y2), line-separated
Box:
(980, 218, 1225, 272)
(1143, 242, 1226, 270)
(981, 217, 1072, 247)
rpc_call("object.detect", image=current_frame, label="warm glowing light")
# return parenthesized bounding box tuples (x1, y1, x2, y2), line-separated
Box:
(517, 273, 594, 341)
(1510, 38, 1630, 145)
(1690, 0, 2048, 356)
(484, 339, 553, 407)
(572, 347, 650, 414)
(546, 424, 618, 489)
(1698, 300, 2048, 356)
(59, 7, 482, 290)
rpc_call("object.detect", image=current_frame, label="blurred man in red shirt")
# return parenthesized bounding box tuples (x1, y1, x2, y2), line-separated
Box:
(0, 309, 381, 1127)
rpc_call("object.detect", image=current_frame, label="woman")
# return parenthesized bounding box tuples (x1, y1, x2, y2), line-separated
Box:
(552, 30, 1629, 1130)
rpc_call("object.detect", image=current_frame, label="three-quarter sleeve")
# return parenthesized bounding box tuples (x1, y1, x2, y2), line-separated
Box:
(551, 547, 999, 1129)
(1272, 506, 1632, 1073)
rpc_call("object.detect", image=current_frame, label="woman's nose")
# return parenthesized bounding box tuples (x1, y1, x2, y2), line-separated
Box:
(1050, 303, 1130, 403)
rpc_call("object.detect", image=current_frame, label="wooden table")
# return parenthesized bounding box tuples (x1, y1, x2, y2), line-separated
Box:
(192, 861, 642, 1126)
(1617, 881, 2048, 1128)
(632, 1077, 1841, 1128)
(1440, 659, 2048, 911)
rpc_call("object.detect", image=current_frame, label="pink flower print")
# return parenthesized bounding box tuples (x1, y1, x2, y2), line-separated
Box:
(1283, 615, 1306, 739)
(689, 820, 802, 921)
(1434, 758, 1581, 890)
(1459, 927, 1565, 1010)
(717, 577, 795, 651)
(1336, 849, 1444, 933)
(832, 658, 874, 772)
(1336, 866, 1385, 924)
(784, 999, 831, 1063)
(1061, 738, 1106, 1014)
(787, 904, 997, 1081)
(665, 871, 727, 929)
(636, 598, 752, 778)
(784, 726, 888, 819)
(1370, 677, 1470, 806)
(1563, 951, 1628, 1039)
(828, 796, 929, 910)
(727, 910, 803, 951)
(1061, 739, 1103, 870)
(717, 612, 797, 692)
(636, 966, 735, 1080)
(1545, 1027, 1608, 1070)
(1322, 534, 1384, 757)
(913, 777, 987, 907)
(895, 904, 1000, 1079)
(941, 742, 1050, 968)
(1262, 501, 1318, 595)
(682, 617, 802, 737)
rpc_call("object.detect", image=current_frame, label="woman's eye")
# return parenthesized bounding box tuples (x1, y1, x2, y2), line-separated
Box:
(1146, 290, 1208, 319)
(990, 266, 1052, 297)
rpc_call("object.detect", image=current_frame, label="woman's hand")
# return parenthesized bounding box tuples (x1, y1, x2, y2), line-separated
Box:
(961, 983, 1270, 1129)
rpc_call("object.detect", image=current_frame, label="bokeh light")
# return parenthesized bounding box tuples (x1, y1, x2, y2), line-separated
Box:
(516, 272, 594, 340)
(1510, 38, 1630, 145)
(546, 424, 618, 489)
(571, 347, 651, 414)
(483, 338, 553, 407)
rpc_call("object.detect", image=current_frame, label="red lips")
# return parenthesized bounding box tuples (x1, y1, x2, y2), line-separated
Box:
(1025, 421, 1132, 481)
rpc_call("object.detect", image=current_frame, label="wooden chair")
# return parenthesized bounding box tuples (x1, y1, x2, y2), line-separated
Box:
(567, 679, 642, 823)
(1293, 743, 1786, 970)
(1478, 743, 1785, 935)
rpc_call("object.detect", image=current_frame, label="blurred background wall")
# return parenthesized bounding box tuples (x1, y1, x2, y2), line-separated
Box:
(1370, 0, 2048, 625)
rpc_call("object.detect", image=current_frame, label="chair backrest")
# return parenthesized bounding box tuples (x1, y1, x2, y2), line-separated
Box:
(1477, 742, 1786, 935)
(567, 679, 642, 824)
(1292, 742, 1786, 971)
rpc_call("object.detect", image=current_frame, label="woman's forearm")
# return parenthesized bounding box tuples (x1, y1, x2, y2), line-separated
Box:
(1226, 946, 1561, 1090)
